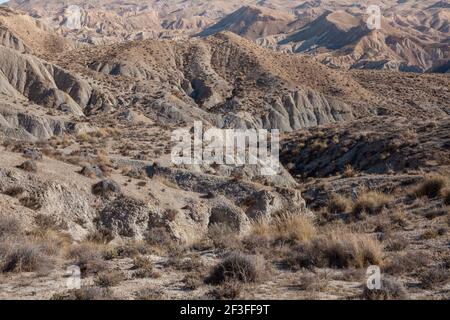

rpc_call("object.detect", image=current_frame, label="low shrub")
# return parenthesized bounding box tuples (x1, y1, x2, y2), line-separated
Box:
(206, 252, 265, 285)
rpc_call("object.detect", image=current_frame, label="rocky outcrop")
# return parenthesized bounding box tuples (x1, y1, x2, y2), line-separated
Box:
(0, 27, 31, 54)
(0, 167, 98, 241)
(281, 116, 450, 178)
(98, 196, 158, 239)
(154, 166, 309, 220)
(215, 89, 354, 131)
(0, 103, 92, 141)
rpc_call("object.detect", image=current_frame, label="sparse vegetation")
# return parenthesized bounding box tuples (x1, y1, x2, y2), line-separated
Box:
(206, 252, 266, 285)
(0, 241, 53, 273)
(352, 191, 392, 217)
(209, 280, 243, 300)
(414, 175, 448, 199)
(285, 229, 383, 270)
(384, 251, 430, 275)
(52, 286, 115, 300)
(66, 243, 107, 276)
(327, 194, 352, 214)
(0, 216, 22, 238)
(94, 271, 125, 287)
(443, 189, 450, 205)
(419, 267, 449, 289)
(0, 3, 448, 301)
(250, 213, 316, 244)
(362, 277, 407, 300)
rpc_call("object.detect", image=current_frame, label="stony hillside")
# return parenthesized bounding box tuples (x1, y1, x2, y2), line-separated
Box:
(197, 5, 295, 40)
(0, 1, 449, 301)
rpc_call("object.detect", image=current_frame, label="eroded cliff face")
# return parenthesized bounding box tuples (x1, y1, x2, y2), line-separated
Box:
(0, 45, 116, 116)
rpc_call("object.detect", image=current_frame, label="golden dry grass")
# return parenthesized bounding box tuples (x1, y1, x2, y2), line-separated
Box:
(251, 212, 316, 243)
(352, 191, 392, 217)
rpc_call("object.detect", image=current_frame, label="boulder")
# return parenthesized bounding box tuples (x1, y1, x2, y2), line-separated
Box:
(17, 160, 37, 173)
(80, 165, 104, 178)
(99, 196, 156, 239)
(92, 180, 121, 197)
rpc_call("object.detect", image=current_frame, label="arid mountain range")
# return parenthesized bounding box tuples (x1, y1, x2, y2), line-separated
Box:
(4, 0, 450, 72)
(0, 1, 449, 300)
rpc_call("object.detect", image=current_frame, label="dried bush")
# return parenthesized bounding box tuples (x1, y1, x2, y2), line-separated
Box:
(414, 175, 447, 199)
(443, 189, 450, 205)
(206, 252, 265, 285)
(209, 280, 243, 300)
(135, 288, 166, 300)
(286, 230, 383, 270)
(0, 216, 22, 239)
(327, 194, 352, 214)
(66, 243, 106, 275)
(0, 241, 53, 273)
(362, 277, 408, 300)
(250, 213, 316, 244)
(52, 286, 114, 300)
(94, 271, 125, 287)
(384, 251, 430, 275)
(352, 191, 392, 217)
(419, 267, 449, 289)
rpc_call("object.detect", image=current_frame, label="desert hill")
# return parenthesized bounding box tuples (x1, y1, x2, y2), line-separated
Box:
(0, 1, 449, 301)
(4, 0, 449, 72)
(197, 5, 295, 40)
(0, 6, 73, 56)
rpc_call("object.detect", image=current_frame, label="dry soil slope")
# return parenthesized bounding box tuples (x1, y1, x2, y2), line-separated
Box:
(53, 31, 386, 131)
(277, 8, 450, 72)
(0, 6, 73, 57)
(197, 5, 295, 40)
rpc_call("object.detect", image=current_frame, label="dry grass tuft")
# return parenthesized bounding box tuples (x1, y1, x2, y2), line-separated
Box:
(0, 216, 22, 239)
(52, 286, 114, 300)
(209, 280, 243, 300)
(206, 252, 266, 285)
(250, 213, 316, 244)
(419, 267, 449, 289)
(352, 191, 392, 217)
(362, 277, 408, 300)
(443, 189, 450, 205)
(414, 175, 448, 199)
(286, 229, 383, 270)
(327, 194, 352, 214)
(132, 256, 160, 279)
(0, 240, 53, 273)
(384, 251, 430, 275)
(66, 243, 107, 275)
(94, 270, 126, 287)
